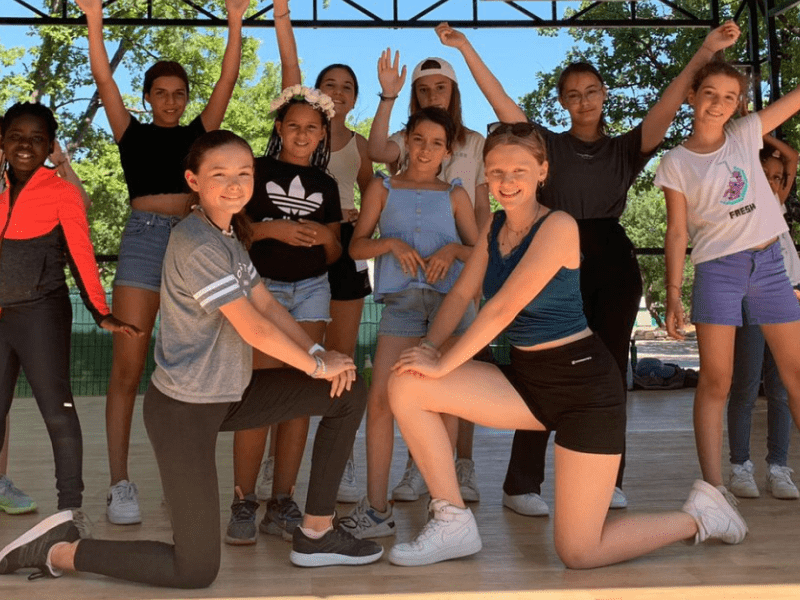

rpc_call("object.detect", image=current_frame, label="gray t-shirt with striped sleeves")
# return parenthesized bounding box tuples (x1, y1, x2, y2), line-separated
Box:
(152, 211, 259, 404)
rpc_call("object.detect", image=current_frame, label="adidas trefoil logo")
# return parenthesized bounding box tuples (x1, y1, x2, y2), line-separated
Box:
(266, 176, 324, 217)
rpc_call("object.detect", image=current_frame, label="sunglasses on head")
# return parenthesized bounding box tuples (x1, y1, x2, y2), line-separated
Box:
(487, 121, 538, 137)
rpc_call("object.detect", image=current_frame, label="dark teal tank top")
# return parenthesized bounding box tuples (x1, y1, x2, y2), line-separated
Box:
(483, 210, 588, 347)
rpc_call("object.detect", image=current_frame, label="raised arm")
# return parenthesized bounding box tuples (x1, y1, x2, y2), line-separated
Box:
(199, 0, 247, 130)
(367, 49, 405, 166)
(76, 0, 131, 141)
(435, 22, 525, 123)
(641, 20, 740, 153)
(273, 0, 301, 88)
(764, 134, 799, 204)
(663, 186, 690, 341)
(757, 85, 800, 150)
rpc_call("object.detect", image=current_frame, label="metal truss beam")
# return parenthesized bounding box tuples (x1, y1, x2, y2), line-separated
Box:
(2, 1, 719, 29)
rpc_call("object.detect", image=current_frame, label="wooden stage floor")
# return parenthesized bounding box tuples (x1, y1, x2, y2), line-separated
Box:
(2, 389, 799, 600)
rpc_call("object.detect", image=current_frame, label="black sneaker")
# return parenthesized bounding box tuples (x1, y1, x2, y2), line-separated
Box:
(0, 511, 80, 579)
(290, 521, 384, 567)
(225, 492, 259, 546)
(261, 494, 303, 541)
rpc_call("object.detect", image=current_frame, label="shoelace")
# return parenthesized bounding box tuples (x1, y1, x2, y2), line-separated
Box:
(231, 499, 258, 523)
(456, 462, 474, 483)
(114, 483, 137, 503)
(770, 466, 795, 484)
(339, 499, 370, 530)
(716, 485, 740, 507)
(275, 498, 302, 521)
(408, 516, 449, 548)
(398, 466, 423, 488)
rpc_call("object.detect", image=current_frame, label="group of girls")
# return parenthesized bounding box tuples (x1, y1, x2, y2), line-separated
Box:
(2, 0, 800, 588)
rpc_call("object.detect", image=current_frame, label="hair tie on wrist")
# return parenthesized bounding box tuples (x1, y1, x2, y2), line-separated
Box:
(274, 10, 290, 18)
(379, 93, 398, 102)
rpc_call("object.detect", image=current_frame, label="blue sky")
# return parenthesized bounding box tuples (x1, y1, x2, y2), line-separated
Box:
(0, 1, 581, 135)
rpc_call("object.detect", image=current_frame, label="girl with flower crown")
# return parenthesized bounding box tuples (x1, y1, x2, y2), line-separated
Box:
(269, 0, 375, 505)
(223, 37, 344, 544)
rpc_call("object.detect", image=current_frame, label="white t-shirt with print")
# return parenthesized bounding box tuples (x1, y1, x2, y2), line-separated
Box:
(654, 113, 788, 265)
(388, 128, 485, 207)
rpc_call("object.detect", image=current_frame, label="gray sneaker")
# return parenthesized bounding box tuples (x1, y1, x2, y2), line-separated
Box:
(766, 464, 800, 500)
(0, 511, 80, 578)
(261, 494, 303, 541)
(729, 460, 759, 498)
(392, 458, 428, 502)
(456, 458, 480, 503)
(225, 491, 259, 545)
(339, 496, 396, 539)
(106, 480, 142, 525)
(64, 508, 93, 539)
(290, 521, 384, 567)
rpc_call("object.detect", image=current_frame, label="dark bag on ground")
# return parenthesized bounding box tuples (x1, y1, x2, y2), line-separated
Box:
(632, 358, 698, 390)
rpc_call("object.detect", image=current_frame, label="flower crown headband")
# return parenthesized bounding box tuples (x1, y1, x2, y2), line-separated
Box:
(270, 85, 336, 121)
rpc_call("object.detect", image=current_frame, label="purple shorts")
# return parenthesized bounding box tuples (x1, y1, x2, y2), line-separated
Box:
(692, 241, 800, 326)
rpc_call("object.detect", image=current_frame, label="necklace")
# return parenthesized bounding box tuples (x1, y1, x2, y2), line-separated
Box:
(194, 205, 234, 238)
(501, 204, 541, 252)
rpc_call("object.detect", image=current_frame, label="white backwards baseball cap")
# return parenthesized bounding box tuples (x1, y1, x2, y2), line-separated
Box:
(411, 57, 458, 84)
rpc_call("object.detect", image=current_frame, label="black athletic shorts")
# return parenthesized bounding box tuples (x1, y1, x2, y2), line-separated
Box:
(328, 221, 371, 301)
(500, 333, 626, 455)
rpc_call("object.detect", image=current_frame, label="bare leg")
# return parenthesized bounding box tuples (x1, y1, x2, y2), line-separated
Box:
(388, 360, 697, 568)
(106, 286, 159, 485)
(761, 321, 800, 425)
(552, 445, 696, 569)
(693, 324, 736, 486)
(233, 427, 269, 495)
(366, 335, 420, 512)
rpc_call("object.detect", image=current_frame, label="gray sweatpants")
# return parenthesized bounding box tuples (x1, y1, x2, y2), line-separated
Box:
(74, 368, 366, 588)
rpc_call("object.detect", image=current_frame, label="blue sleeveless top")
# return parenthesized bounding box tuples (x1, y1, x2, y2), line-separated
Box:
(373, 176, 465, 302)
(483, 210, 588, 347)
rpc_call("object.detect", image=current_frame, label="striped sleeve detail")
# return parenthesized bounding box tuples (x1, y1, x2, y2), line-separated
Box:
(193, 274, 241, 309)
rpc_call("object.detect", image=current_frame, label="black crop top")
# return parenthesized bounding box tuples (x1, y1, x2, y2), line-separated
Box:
(117, 114, 206, 202)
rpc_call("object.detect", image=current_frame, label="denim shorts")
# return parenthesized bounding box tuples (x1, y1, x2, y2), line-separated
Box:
(378, 287, 476, 337)
(264, 273, 331, 323)
(114, 210, 182, 293)
(692, 241, 800, 326)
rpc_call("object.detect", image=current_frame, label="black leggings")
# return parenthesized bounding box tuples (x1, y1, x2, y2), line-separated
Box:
(504, 220, 641, 495)
(0, 294, 83, 509)
(74, 369, 366, 589)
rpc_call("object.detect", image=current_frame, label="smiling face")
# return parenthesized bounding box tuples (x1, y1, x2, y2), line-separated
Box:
(317, 67, 357, 120)
(404, 118, 450, 172)
(558, 71, 606, 129)
(485, 143, 548, 210)
(1, 113, 53, 181)
(185, 143, 254, 227)
(414, 74, 454, 111)
(688, 73, 742, 127)
(145, 75, 189, 127)
(276, 103, 327, 166)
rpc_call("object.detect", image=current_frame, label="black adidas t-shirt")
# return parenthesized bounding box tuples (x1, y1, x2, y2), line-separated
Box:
(246, 156, 341, 282)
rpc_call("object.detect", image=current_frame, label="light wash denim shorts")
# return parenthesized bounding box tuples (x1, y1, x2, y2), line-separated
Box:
(692, 241, 800, 326)
(114, 210, 182, 293)
(378, 287, 476, 337)
(264, 273, 332, 323)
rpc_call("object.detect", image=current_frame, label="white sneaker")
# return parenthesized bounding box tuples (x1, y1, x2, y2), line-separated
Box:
(766, 464, 800, 500)
(682, 479, 748, 545)
(729, 460, 760, 498)
(256, 456, 274, 501)
(392, 458, 428, 502)
(503, 492, 549, 517)
(455, 458, 480, 502)
(609, 486, 628, 509)
(336, 458, 360, 503)
(339, 496, 396, 539)
(389, 499, 482, 566)
(106, 480, 141, 525)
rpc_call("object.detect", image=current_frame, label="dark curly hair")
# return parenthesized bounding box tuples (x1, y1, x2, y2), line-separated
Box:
(265, 98, 332, 170)
(1, 101, 58, 145)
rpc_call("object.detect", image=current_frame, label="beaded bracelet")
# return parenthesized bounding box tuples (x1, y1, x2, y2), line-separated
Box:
(309, 355, 327, 379)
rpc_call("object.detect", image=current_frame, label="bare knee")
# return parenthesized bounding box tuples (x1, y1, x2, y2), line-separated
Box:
(697, 370, 732, 402)
(554, 538, 601, 570)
